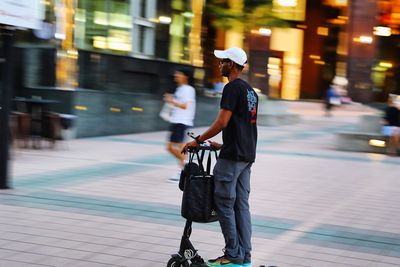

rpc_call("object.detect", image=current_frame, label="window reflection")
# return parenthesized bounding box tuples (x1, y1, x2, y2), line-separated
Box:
(75, 0, 132, 54)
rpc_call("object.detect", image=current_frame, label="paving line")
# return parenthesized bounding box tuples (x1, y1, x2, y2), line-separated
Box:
(13, 121, 355, 188)
(13, 154, 176, 188)
(3, 189, 400, 259)
(257, 149, 400, 165)
(259, 174, 390, 260)
(0, 191, 299, 239)
(0, 259, 52, 267)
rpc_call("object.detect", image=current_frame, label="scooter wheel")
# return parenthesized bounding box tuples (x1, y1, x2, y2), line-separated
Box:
(167, 257, 190, 267)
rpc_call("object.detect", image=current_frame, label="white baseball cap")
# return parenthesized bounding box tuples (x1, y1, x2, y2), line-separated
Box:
(214, 47, 247, 66)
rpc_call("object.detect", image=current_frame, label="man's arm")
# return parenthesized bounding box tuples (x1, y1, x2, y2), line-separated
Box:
(164, 94, 189, 109)
(182, 108, 232, 152)
(197, 109, 232, 142)
(172, 100, 188, 109)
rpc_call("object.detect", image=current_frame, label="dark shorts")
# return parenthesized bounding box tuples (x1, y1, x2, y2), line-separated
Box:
(169, 123, 189, 143)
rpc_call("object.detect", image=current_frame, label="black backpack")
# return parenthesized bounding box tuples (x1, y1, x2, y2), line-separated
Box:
(180, 148, 219, 223)
(179, 161, 200, 191)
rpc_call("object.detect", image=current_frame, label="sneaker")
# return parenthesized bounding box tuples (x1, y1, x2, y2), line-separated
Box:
(207, 255, 242, 266)
(242, 256, 251, 267)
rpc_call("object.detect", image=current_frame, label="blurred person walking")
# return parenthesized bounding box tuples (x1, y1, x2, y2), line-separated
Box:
(182, 47, 258, 267)
(164, 68, 196, 182)
(382, 94, 400, 156)
(324, 84, 341, 117)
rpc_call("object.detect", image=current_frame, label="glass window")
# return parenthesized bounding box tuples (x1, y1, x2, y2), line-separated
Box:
(74, 0, 132, 54)
(140, 0, 146, 18)
(168, 0, 203, 65)
(132, 0, 156, 56)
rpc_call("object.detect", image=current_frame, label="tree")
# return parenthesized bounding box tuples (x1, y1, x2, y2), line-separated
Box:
(202, 0, 291, 93)
(205, 0, 289, 31)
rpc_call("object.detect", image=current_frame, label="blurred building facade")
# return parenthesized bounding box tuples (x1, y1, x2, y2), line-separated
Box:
(14, 0, 205, 94)
(206, 0, 400, 103)
(6, 1, 400, 101)
(9, 0, 213, 137)
(4, 0, 400, 136)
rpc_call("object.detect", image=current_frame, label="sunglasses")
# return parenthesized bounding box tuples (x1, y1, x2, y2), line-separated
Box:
(219, 59, 232, 65)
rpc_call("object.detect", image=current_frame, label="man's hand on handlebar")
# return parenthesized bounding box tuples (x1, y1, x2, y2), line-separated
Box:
(208, 141, 222, 150)
(181, 139, 200, 154)
(182, 132, 222, 154)
(182, 132, 203, 154)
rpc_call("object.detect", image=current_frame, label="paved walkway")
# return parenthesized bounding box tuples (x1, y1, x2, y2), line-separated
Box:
(2, 102, 400, 267)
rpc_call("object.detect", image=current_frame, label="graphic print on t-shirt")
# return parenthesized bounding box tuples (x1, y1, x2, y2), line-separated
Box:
(247, 89, 257, 124)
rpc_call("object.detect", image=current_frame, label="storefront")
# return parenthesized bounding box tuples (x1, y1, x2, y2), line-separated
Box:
(12, 0, 209, 137)
(372, 0, 400, 101)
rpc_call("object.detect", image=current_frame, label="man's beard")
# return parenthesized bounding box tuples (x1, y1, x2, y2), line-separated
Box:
(222, 69, 230, 77)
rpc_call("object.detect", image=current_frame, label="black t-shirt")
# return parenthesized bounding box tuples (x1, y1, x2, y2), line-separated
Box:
(384, 106, 400, 126)
(219, 78, 258, 163)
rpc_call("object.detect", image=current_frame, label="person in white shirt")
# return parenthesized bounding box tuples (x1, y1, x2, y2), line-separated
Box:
(164, 69, 196, 180)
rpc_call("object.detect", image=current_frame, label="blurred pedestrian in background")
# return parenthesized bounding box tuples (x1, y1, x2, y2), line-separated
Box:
(164, 68, 196, 182)
(182, 47, 257, 267)
(324, 76, 351, 117)
(382, 94, 400, 156)
(324, 84, 341, 117)
(332, 76, 351, 104)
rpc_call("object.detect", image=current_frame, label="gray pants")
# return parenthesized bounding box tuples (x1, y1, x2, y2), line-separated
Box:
(213, 158, 252, 264)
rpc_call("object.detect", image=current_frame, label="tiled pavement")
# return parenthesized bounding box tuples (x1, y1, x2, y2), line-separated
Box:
(1, 102, 400, 267)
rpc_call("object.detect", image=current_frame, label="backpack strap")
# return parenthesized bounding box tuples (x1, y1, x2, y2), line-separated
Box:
(206, 151, 212, 174)
(206, 149, 219, 174)
(188, 150, 196, 164)
(199, 149, 206, 165)
(194, 150, 205, 173)
(189, 147, 218, 175)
